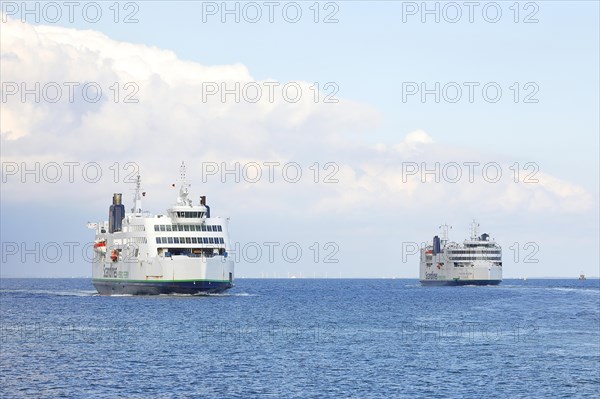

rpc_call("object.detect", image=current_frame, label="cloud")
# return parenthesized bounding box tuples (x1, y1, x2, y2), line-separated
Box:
(1, 17, 596, 218)
(311, 133, 595, 215)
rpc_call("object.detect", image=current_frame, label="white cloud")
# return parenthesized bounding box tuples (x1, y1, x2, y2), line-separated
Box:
(0, 17, 595, 219)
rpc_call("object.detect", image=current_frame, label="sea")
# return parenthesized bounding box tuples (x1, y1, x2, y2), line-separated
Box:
(1, 278, 599, 398)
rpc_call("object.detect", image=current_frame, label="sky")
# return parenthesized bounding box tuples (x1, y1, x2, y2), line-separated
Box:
(1, 0, 599, 278)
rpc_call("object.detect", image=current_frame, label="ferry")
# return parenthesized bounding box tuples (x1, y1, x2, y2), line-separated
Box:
(88, 162, 234, 295)
(420, 221, 502, 286)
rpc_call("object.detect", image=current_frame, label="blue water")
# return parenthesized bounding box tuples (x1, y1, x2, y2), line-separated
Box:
(1, 279, 599, 398)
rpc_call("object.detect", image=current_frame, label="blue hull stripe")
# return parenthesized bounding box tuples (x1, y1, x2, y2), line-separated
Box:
(92, 280, 233, 295)
(420, 280, 502, 286)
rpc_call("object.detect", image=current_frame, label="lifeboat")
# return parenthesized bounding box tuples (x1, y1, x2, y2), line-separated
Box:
(93, 240, 107, 255)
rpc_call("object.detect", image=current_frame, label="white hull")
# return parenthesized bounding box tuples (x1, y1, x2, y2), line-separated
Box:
(92, 256, 234, 295)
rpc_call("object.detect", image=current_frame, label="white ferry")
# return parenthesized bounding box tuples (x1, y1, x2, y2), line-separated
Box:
(420, 221, 502, 286)
(88, 163, 234, 295)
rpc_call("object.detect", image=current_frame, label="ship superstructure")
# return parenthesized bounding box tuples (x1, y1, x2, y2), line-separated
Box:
(89, 162, 234, 295)
(420, 221, 502, 286)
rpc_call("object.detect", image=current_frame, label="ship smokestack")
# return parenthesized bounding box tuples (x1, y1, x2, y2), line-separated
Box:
(433, 235, 441, 255)
(109, 193, 125, 233)
(200, 196, 210, 218)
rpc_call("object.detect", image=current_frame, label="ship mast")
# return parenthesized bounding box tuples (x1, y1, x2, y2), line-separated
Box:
(131, 175, 143, 214)
(176, 161, 192, 206)
(470, 219, 480, 240)
(439, 223, 451, 245)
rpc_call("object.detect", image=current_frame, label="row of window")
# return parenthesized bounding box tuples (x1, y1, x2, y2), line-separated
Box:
(155, 237, 225, 245)
(175, 211, 205, 218)
(453, 263, 502, 267)
(124, 225, 146, 232)
(154, 224, 222, 232)
(447, 250, 501, 255)
(127, 237, 148, 244)
(450, 257, 502, 261)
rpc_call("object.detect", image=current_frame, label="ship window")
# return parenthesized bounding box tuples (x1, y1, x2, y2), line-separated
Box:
(184, 225, 190, 231)
(219, 237, 225, 244)
(217, 226, 222, 232)
(174, 237, 180, 244)
(166, 225, 172, 231)
(192, 212, 198, 218)
(200, 212, 204, 218)
(178, 225, 184, 232)
(195, 225, 201, 231)
(167, 237, 173, 244)
(209, 237, 215, 244)
(208, 225, 214, 232)
(192, 237, 198, 244)
(203, 237, 209, 244)
(185, 237, 192, 244)
(155, 237, 160, 243)
(154, 225, 159, 231)
(201, 225, 207, 231)
(159, 225, 166, 231)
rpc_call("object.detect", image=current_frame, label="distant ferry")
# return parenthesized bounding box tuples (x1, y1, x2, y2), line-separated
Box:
(420, 221, 502, 286)
(88, 162, 234, 295)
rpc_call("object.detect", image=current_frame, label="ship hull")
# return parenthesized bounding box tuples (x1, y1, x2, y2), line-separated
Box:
(420, 279, 501, 286)
(92, 279, 233, 295)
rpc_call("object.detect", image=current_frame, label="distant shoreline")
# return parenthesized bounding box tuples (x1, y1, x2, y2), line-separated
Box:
(1, 277, 599, 280)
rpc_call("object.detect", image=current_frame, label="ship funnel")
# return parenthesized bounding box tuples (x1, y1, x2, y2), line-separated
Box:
(433, 235, 441, 255)
(200, 196, 210, 217)
(109, 193, 125, 233)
